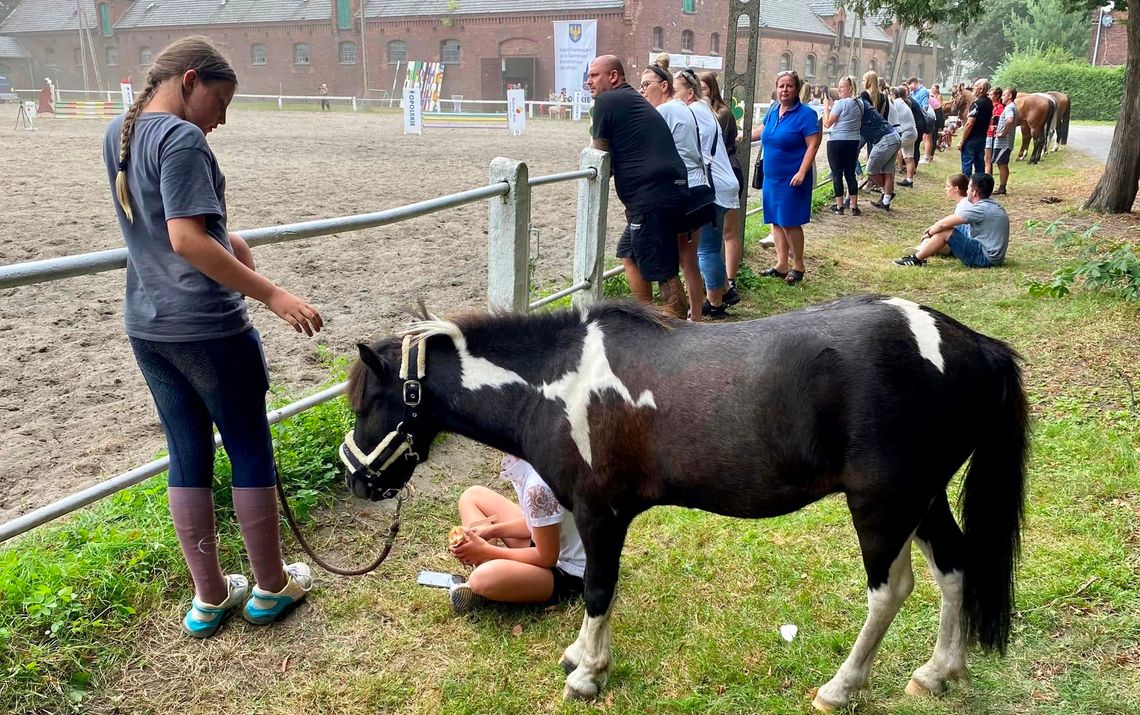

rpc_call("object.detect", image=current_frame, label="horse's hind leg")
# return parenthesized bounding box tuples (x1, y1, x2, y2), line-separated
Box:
(561, 505, 630, 700)
(908, 492, 969, 696)
(813, 499, 917, 712)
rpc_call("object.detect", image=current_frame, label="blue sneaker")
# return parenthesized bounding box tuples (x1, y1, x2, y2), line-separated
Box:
(181, 574, 249, 639)
(242, 562, 313, 625)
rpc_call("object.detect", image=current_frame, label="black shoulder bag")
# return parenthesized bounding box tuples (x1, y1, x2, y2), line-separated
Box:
(681, 107, 718, 233)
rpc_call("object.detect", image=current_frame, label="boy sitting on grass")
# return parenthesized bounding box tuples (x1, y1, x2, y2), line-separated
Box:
(446, 456, 585, 613)
(895, 173, 1010, 268)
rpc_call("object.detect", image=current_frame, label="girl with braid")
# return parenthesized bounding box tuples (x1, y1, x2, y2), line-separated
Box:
(102, 36, 323, 638)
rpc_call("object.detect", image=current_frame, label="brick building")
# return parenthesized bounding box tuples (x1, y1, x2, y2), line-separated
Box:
(1089, 6, 1128, 67)
(0, 0, 933, 100)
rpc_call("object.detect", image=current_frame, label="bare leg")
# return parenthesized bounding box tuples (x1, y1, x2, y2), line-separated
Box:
(458, 485, 528, 549)
(997, 163, 1009, 191)
(621, 257, 652, 304)
(469, 559, 555, 603)
(677, 232, 704, 321)
(915, 229, 953, 260)
(657, 276, 687, 319)
(722, 208, 742, 283)
(771, 225, 790, 273)
(784, 225, 806, 273)
(905, 157, 916, 182)
(984, 147, 993, 175)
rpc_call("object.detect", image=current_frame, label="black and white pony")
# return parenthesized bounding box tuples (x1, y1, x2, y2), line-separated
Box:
(341, 295, 1028, 710)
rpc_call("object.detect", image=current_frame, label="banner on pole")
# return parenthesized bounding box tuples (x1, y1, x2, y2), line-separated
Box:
(506, 88, 526, 135)
(571, 91, 590, 122)
(553, 20, 597, 98)
(119, 78, 134, 108)
(403, 87, 422, 134)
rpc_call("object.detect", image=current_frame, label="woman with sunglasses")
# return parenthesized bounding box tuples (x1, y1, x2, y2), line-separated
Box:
(749, 70, 821, 285)
(638, 55, 710, 320)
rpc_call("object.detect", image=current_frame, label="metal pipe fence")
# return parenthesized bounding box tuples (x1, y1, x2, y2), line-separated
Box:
(0, 151, 613, 543)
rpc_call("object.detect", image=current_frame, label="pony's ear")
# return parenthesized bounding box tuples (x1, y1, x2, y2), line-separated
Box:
(357, 342, 391, 381)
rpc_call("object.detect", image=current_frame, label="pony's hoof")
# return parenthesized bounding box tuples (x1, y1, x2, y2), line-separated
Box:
(905, 678, 933, 697)
(563, 669, 601, 701)
(811, 694, 838, 713)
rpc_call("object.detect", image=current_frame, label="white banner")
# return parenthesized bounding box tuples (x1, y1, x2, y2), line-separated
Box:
(646, 53, 724, 71)
(403, 87, 422, 134)
(572, 91, 589, 122)
(506, 89, 526, 135)
(120, 81, 134, 108)
(553, 20, 597, 98)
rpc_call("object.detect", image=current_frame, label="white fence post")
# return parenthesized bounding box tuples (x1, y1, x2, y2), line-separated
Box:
(487, 157, 531, 311)
(572, 148, 611, 309)
(352, 96, 358, 111)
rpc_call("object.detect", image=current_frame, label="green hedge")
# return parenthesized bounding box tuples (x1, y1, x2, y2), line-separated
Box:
(995, 51, 1125, 120)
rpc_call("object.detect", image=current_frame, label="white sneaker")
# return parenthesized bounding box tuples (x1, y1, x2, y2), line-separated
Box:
(449, 582, 487, 614)
(182, 574, 249, 638)
(759, 236, 776, 248)
(242, 562, 313, 625)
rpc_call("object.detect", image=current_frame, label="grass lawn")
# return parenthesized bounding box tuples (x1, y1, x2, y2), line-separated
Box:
(2, 150, 1138, 715)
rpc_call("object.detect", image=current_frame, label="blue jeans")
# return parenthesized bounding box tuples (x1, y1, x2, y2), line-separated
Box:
(697, 205, 729, 292)
(947, 227, 993, 268)
(130, 328, 277, 488)
(961, 136, 986, 177)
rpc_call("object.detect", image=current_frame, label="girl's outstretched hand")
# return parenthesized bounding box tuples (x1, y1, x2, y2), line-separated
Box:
(265, 288, 323, 336)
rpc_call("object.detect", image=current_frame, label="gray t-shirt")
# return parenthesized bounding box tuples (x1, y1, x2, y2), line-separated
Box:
(959, 198, 1010, 264)
(103, 113, 250, 342)
(992, 102, 1018, 149)
(828, 97, 863, 141)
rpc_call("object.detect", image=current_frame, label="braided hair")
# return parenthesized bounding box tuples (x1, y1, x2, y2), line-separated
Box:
(115, 36, 237, 222)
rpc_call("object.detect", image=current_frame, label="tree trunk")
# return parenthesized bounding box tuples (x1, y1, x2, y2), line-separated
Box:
(1085, 10, 1140, 213)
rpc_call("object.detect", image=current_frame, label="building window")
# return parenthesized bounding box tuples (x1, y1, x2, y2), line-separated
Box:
(885, 58, 894, 79)
(681, 30, 694, 53)
(251, 43, 267, 65)
(917, 62, 925, 80)
(804, 54, 816, 78)
(98, 3, 112, 37)
(441, 39, 460, 65)
(293, 43, 310, 65)
(849, 56, 858, 75)
(388, 40, 407, 64)
(710, 32, 720, 55)
(106, 47, 118, 66)
(779, 52, 792, 73)
(827, 55, 839, 78)
(652, 27, 664, 51)
(45, 47, 56, 65)
(336, 0, 352, 31)
(339, 41, 357, 64)
(139, 46, 151, 65)
(869, 58, 877, 73)
(903, 60, 911, 78)
(682, 0, 695, 13)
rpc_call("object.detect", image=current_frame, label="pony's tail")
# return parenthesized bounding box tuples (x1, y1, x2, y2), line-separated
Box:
(1055, 97, 1070, 145)
(959, 338, 1029, 655)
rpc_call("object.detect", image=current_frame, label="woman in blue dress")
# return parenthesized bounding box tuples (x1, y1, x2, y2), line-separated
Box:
(752, 71, 821, 285)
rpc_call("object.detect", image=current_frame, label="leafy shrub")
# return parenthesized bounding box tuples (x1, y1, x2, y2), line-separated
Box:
(1026, 220, 1140, 300)
(995, 50, 1125, 121)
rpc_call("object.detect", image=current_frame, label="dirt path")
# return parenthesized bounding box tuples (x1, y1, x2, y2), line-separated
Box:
(0, 110, 622, 525)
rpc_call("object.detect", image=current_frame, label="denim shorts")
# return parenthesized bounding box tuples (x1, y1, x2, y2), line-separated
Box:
(948, 227, 993, 268)
(130, 328, 277, 488)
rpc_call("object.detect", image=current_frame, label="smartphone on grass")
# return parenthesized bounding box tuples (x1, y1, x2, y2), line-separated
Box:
(416, 570, 465, 589)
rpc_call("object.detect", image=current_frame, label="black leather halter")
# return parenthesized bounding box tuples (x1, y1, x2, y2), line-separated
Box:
(338, 335, 427, 501)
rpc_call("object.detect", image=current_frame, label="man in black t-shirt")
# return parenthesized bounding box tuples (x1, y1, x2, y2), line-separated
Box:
(959, 78, 992, 178)
(587, 54, 688, 317)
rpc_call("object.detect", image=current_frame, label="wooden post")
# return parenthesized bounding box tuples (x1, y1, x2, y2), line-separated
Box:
(572, 148, 611, 309)
(487, 157, 531, 311)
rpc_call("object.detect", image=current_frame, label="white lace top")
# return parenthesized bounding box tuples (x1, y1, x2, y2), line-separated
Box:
(499, 456, 586, 577)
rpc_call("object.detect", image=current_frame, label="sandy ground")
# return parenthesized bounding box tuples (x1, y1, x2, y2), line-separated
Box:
(0, 110, 625, 526)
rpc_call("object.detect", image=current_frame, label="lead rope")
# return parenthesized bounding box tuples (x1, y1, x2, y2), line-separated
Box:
(274, 469, 408, 576)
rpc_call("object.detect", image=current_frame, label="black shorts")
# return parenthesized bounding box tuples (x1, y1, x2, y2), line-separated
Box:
(549, 566, 585, 604)
(993, 146, 1012, 165)
(616, 205, 681, 282)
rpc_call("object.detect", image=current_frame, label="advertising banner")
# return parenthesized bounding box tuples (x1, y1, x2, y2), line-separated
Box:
(553, 20, 597, 97)
(506, 88, 526, 135)
(403, 86, 422, 134)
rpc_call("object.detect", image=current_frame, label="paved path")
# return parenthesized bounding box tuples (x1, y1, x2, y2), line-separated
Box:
(1065, 124, 1114, 163)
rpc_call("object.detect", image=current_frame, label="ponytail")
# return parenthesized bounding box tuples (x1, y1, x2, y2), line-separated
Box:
(115, 83, 157, 223)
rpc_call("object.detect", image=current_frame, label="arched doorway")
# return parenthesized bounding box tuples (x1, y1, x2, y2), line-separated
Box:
(483, 38, 538, 101)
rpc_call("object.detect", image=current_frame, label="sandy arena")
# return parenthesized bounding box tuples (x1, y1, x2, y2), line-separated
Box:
(1, 109, 627, 525)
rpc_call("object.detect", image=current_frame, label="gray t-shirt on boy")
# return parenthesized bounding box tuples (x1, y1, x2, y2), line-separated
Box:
(103, 113, 250, 342)
(992, 102, 1018, 149)
(828, 97, 863, 141)
(959, 198, 1010, 264)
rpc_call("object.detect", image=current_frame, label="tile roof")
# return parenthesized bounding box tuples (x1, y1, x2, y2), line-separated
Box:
(364, 0, 624, 18)
(0, 35, 30, 57)
(806, 0, 839, 17)
(738, 0, 836, 38)
(115, 0, 332, 29)
(1, 0, 98, 34)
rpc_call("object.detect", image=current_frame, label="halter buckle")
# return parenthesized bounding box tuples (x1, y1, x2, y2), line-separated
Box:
(403, 379, 422, 407)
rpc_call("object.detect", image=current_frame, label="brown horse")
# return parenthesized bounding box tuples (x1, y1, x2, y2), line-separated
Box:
(944, 86, 974, 124)
(1014, 92, 1069, 164)
(806, 82, 841, 103)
